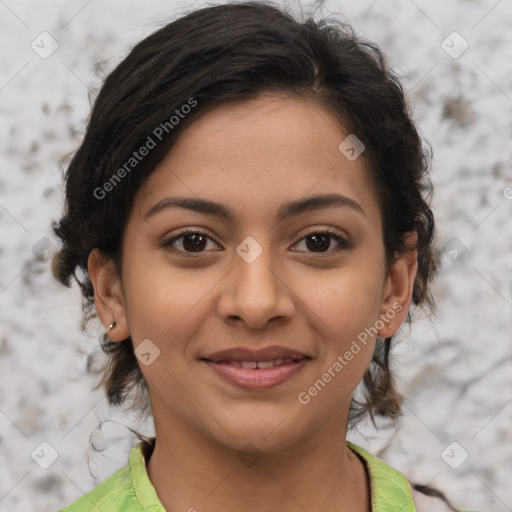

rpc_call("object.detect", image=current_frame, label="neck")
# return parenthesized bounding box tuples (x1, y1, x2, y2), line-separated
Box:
(145, 414, 371, 512)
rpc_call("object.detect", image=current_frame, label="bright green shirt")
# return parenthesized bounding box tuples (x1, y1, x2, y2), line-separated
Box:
(59, 440, 480, 512)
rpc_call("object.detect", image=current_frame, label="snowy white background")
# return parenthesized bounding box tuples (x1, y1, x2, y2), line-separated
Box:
(0, 0, 511, 511)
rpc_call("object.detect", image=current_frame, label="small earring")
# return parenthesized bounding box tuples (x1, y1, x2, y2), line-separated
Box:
(387, 324, 392, 329)
(107, 321, 116, 333)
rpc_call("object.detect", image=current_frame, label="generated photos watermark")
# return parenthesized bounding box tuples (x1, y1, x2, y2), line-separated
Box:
(93, 97, 198, 200)
(298, 302, 402, 405)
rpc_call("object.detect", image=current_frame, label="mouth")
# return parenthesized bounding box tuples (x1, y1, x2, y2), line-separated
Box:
(200, 356, 310, 369)
(201, 345, 311, 364)
(199, 346, 312, 390)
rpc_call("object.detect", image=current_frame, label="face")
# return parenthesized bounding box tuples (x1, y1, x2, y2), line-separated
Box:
(90, 93, 417, 454)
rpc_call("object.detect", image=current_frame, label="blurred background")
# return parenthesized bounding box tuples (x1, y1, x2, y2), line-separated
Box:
(0, 0, 511, 510)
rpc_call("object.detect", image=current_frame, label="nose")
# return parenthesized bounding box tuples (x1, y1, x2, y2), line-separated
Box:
(217, 242, 296, 330)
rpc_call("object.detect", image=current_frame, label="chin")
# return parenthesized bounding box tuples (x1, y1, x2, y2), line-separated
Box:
(207, 413, 310, 455)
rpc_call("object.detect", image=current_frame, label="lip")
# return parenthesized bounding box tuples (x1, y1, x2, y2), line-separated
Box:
(200, 345, 312, 390)
(202, 358, 310, 390)
(202, 345, 310, 363)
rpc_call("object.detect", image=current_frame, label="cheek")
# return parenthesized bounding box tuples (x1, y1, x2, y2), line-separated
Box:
(121, 254, 218, 345)
(297, 267, 382, 381)
(304, 268, 383, 336)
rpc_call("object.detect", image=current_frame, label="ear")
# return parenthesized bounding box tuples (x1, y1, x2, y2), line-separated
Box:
(88, 249, 130, 341)
(377, 231, 418, 337)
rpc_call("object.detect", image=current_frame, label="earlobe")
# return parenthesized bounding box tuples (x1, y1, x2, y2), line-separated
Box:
(378, 232, 418, 337)
(88, 249, 130, 342)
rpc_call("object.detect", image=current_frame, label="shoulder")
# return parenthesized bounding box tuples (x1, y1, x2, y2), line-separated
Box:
(58, 465, 133, 511)
(58, 444, 145, 512)
(346, 441, 484, 512)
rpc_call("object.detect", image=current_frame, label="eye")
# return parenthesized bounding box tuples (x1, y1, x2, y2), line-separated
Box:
(162, 228, 220, 256)
(162, 227, 352, 257)
(291, 229, 352, 255)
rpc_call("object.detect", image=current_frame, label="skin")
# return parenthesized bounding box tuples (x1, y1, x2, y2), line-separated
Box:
(89, 92, 418, 512)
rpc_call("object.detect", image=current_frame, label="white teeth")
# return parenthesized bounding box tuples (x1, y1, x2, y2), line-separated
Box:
(256, 361, 275, 369)
(223, 358, 301, 369)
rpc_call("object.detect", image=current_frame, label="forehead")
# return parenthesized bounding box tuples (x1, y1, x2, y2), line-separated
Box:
(133, 93, 381, 227)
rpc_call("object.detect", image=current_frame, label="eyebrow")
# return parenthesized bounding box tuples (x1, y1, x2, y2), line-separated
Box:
(143, 193, 366, 221)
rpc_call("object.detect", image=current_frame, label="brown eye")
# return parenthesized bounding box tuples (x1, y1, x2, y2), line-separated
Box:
(162, 227, 352, 258)
(163, 229, 219, 256)
(179, 233, 208, 252)
(292, 229, 352, 255)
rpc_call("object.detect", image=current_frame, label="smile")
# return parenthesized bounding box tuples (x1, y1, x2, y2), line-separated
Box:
(201, 356, 310, 390)
(213, 357, 302, 369)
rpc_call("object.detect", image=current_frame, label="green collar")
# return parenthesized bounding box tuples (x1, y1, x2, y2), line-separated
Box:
(131, 441, 164, 511)
(347, 441, 416, 512)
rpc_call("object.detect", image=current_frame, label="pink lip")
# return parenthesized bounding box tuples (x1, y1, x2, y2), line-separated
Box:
(203, 358, 309, 390)
(202, 345, 310, 363)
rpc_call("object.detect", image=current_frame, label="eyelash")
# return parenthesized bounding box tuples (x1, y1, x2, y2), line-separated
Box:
(162, 227, 352, 258)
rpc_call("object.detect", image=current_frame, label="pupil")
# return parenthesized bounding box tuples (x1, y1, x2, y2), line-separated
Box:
(183, 234, 206, 252)
(307, 234, 329, 252)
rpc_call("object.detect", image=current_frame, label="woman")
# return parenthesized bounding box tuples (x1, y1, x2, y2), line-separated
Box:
(52, 1, 480, 510)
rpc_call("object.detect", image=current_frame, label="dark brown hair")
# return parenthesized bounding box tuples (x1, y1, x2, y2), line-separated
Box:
(52, 0, 439, 436)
